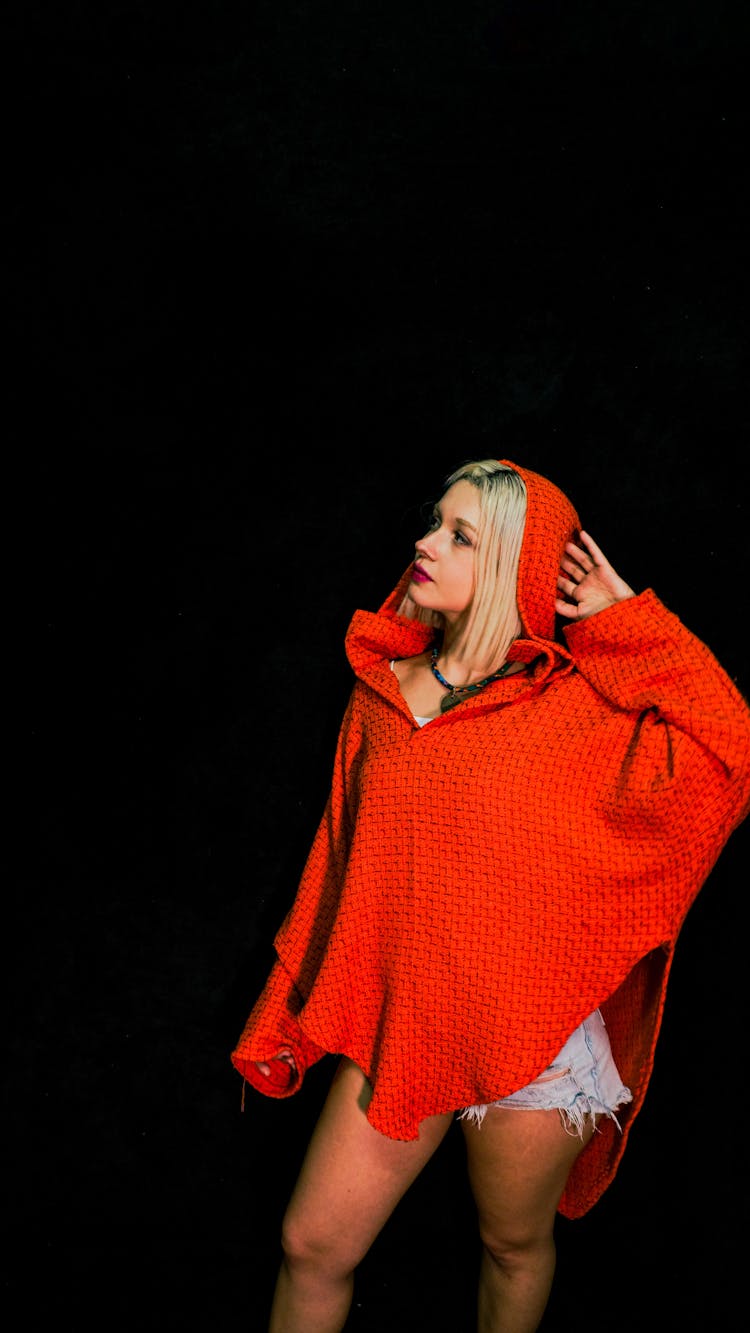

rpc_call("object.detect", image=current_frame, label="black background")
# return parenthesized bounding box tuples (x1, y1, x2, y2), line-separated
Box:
(7, 3, 750, 1328)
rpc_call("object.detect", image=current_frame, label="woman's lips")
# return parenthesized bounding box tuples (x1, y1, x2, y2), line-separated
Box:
(411, 564, 432, 584)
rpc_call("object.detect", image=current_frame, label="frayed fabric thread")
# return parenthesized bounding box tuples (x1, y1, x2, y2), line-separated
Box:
(457, 1094, 626, 1139)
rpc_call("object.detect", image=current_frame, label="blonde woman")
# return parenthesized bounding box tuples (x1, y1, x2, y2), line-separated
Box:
(232, 458, 750, 1332)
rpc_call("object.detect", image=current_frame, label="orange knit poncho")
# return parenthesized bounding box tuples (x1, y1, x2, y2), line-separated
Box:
(231, 461, 750, 1218)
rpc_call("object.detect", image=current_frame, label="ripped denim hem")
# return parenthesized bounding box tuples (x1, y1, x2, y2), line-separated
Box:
(458, 1008, 633, 1138)
(457, 1081, 633, 1139)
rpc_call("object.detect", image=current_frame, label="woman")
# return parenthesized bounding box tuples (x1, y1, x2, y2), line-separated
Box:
(231, 458, 750, 1332)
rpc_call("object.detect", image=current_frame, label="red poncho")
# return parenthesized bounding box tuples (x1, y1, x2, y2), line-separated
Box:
(231, 460, 750, 1217)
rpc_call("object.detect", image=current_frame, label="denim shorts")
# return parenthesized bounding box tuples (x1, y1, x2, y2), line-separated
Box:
(457, 1008, 633, 1138)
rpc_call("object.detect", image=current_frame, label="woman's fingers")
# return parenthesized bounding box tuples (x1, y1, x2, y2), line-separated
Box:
(578, 530, 606, 562)
(254, 1050, 298, 1079)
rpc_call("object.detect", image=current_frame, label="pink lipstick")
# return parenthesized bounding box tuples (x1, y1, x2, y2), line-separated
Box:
(411, 564, 432, 584)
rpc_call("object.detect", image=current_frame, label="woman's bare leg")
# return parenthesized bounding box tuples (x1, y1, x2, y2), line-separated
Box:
(461, 1107, 595, 1333)
(269, 1057, 453, 1333)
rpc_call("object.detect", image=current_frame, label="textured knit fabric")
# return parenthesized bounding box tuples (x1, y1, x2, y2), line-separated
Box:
(231, 460, 750, 1218)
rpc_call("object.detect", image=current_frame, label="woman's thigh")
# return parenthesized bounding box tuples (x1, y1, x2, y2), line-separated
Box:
(281, 1057, 454, 1272)
(460, 1105, 596, 1245)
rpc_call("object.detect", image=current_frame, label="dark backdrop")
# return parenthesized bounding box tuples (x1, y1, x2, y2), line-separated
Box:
(8, 4, 750, 1329)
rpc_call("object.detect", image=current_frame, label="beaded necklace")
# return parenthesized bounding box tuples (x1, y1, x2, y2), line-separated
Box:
(430, 643, 512, 713)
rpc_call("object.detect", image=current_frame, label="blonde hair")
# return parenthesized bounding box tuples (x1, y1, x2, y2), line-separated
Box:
(400, 460, 527, 672)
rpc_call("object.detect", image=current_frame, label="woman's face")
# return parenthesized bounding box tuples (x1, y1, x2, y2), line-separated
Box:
(410, 479, 481, 620)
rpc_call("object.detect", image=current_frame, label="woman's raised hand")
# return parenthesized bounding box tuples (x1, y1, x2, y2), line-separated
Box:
(556, 530, 636, 622)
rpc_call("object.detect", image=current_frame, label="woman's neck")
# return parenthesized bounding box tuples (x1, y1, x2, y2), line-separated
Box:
(434, 635, 507, 688)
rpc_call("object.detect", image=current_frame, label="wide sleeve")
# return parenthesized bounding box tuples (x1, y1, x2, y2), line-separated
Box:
(272, 687, 364, 984)
(230, 957, 328, 1099)
(230, 688, 365, 1100)
(564, 588, 750, 833)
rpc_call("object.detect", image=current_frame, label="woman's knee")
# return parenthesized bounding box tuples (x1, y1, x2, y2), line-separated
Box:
(478, 1217, 554, 1273)
(279, 1206, 362, 1279)
(280, 1209, 329, 1267)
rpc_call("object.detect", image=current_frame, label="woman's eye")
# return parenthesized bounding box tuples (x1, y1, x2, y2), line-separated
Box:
(454, 530, 470, 546)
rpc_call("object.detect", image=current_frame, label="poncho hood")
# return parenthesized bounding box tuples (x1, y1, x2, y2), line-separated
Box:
(345, 459, 581, 685)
